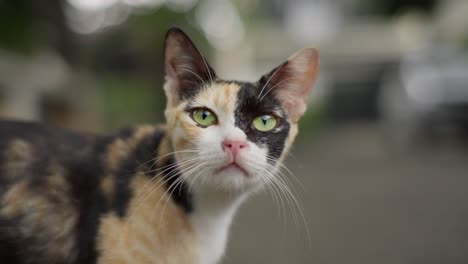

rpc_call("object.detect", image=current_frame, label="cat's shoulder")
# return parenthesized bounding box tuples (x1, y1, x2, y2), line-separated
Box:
(0, 119, 165, 145)
(0, 120, 165, 167)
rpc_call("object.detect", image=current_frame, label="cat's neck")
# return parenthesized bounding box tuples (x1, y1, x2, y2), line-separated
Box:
(190, 187, 248, 264)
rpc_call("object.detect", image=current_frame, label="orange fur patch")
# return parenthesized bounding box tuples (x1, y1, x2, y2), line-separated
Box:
(1, 180, 29, 218)
(279, 123, 298, 162)
(6, 139, 33, 161)
(105, 126, 158, 171)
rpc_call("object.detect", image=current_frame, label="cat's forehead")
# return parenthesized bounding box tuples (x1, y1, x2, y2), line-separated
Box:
(191, 81, 241, 114)
(188, 80, 285, 117)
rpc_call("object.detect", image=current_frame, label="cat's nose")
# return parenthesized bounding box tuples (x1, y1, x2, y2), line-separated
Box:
(222, 139, 248, 160)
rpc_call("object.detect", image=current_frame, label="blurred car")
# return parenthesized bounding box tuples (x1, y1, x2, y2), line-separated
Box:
(379, 47, 468, 148)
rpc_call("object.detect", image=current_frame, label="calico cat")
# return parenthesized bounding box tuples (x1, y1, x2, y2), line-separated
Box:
(0, 27, 318, 264)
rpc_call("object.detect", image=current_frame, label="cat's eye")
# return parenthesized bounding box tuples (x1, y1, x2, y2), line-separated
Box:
(253, 115, 278, 132)
(191, 108, 217, 127)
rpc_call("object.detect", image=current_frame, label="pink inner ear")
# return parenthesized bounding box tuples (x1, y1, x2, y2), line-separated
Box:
(274, 48, 319, 123)
(275, 87, 307, 123)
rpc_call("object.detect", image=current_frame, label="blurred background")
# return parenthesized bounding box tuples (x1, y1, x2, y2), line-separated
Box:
(1, 0, 468, 263)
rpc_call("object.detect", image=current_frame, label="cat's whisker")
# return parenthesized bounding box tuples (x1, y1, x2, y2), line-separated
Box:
(154, 162, 208, 226)
(145, 162, 196, 209)
(241, 159, 287, 224)
(131, 153, 216, 215)
(269, 171, 311, 248)
(265, 155, 305, 191)
(272, 174, 299, 223)
(200, 55, 215, 84)
(135, 149, 198, 171)
(260, 172, 286, 227)
(136, 157, 200, 200)
(187, 165, 212, 193)
(254, 159, 310, 248)
(263, 166, 291, 222)
(125, 158, 201, 227)
(257, 65, 283, 99)
(133, 157, 201, 204)
(176, 66, 209, 88)
(153, 161, 204, 210)
(263, 168, 299, 232)
(138, 154, 200, 178)
(179, 39, 214, 85)
(123, 160, 200, 241)
(259, 77, 300, 102)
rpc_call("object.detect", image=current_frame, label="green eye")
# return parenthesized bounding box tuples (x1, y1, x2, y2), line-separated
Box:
(192, 109, 217, 127)
(253, 115, 278, 132)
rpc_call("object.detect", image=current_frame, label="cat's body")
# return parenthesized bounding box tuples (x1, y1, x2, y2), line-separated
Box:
(0, 28, 318, 264)
(0, 121, 189, 263)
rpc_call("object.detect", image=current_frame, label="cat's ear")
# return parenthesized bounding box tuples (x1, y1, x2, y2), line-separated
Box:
(258, 48, 319, 123)
(163, 27, 216, 106)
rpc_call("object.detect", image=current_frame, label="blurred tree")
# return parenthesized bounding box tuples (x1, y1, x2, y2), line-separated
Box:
(86, 6, 212, 129)
(0, 0, 79, 65)
(0, 0, 39, 53)
(0, 0, 213, 130)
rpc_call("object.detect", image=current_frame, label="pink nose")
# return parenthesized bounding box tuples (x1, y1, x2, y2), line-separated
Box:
(222, 140, 248, 160)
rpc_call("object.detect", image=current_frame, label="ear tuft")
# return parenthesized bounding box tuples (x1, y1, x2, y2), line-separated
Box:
(163, 27, 216, 106)
(258, 48, 319, 123)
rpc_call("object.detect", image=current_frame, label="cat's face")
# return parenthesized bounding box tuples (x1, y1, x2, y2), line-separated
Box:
(163, 28, 318, 192)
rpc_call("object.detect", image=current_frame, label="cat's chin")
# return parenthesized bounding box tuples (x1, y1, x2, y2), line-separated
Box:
(215, 163, 249, 177)
(187, 168, 264, 193)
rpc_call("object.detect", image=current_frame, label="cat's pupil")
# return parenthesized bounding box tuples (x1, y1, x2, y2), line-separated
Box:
(202, 111, 209, 120)
(262, 116, 268, 125)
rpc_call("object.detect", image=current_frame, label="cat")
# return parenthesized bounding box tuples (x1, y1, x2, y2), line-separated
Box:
(0, 27, 318, 264)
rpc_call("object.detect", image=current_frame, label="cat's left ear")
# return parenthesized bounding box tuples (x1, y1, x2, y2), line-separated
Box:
(258, 48, 319, 123)
(163, 27, 216, 106)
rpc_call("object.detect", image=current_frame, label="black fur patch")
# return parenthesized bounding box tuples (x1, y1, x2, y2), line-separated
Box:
(0, 217, 22, 263)
(112, 129, 164, 217)
(73, 136, 111, 264)
(233, 81, 290, 160)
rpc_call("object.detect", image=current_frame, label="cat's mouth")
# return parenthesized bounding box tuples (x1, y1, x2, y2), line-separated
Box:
(216, 162, 249, 177)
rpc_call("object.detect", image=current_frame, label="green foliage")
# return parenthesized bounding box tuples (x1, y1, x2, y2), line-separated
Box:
(97, 76, 165, 129)
(125, 6, 212, 59)
(296, 104, 326, 142)
(0, 0, 39, 53)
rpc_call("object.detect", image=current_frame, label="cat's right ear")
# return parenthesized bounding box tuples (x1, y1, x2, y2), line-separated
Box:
(163, 27, 216, 107)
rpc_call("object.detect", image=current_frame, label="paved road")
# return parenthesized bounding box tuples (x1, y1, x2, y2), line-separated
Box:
(226, 124, 468, 264)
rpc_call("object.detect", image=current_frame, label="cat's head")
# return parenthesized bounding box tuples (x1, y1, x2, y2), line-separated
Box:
(163, 28, 318, 192)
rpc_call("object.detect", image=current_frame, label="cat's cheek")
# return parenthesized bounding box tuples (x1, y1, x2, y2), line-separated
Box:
(241, 143, 269, 176)
(172, 112, 203, 150)
(196, 126, 224, 155)
(171, 123, 188, 152)
(278, 123, 298, 161)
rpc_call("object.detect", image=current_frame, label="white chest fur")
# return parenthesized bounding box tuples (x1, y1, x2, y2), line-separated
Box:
(189, 190, 247, 264)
